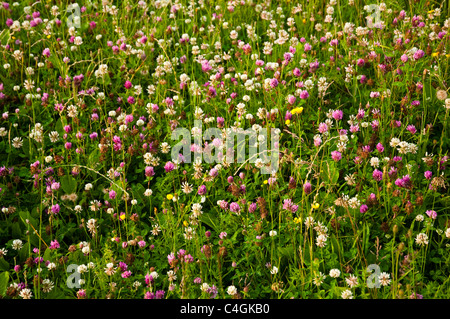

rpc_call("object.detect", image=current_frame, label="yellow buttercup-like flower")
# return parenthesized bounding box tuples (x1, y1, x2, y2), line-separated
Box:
(312, 203, 319, 209)
(291, 107, 304, 115)
(166, 194, 174, 200)
(285, 119, 291, 125)
(183, 220, 189, 227)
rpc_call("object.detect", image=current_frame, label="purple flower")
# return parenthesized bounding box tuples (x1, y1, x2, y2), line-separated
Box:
(376, 143, 384, 153)
(138, 240, 146, 248)
(145, 273, 154, 286)
(145, 166, 155, 177)
(217, 117, 225, 127)
(303, 181, 312, 194)
(395, 175, 412, 189)
(229, 202, 241, 214)
(124, 80, 132, 89)
(410, 292, 423, 299)
(49, 239, 60, 249)
(350, 124, 360, 133)
(425, 210, 437, 219)
(127, 96, 135, 104)
(299, 90, 309, 99)
(287, 95, 296, 105)
(50, 204, 60, 215)
(318, 122, 328, 133)
(144, 291, 154, 299)
(155, 290, 165, 299)
(329, 39, 339, 46)
(331, 151, 342, 162)
(373, 169, 383, 182)
(167, 252, 176, 265)
(269, 78, 279, 88)
(209, 168, 218, 177)
(42, 48, 51, 57)
(197, 185, 207, 196)
(424, 171, 432, 180)
(406, 125, 417, 134)
(164, 161, 175, 173)
(218, 200, 229, 210)
(125, 114, 134, 124)
(357, 58, 365, 67)
(207, 285, 218, 299)
(332, 110, 343, 121)
(201, 60, 212, 73)
(360, 204, 368, 213)
(413, 49, 425, 60)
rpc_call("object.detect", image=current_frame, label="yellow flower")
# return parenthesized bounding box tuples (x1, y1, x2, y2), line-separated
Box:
(293, 217, 301, 224)
(166, 194, 174, 200)
(292, 107, 304, 115)
(120, 214, 126, 220)
(263, 180, 268, 185)
(47, 35, 51, 39)
(183, 220, 189, 227)
(302, 18, 306, 24)
(312, 203, 319, 209)
(285, 119, 291, 125)
(431, 52, 439, 57)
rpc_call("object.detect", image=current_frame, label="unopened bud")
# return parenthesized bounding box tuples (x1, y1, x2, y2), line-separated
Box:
(393, 224, 398, 234)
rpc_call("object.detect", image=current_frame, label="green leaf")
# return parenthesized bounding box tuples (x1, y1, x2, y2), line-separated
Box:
(0, 271, 9, 296)
(0, 259, 9, 272)
(18, 241, 30, 261)
(43, 247, 52, 261)
(19, 210, 37, 229)
(61, 175, 77, 194)
(11, 222, 22, 238)
(199, 212, 219, 232)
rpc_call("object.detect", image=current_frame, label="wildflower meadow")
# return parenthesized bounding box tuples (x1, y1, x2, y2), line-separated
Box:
(0, 0, 449, 301)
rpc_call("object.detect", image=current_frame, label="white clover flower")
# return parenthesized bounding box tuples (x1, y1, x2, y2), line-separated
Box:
(341, 289, 353, 299)
(329, 268, 341, 278)
(415, 233, 429, 246)
(12, 239, 23, 250)
(270, 266, 278, 274)
(227, 285, 237, 295)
